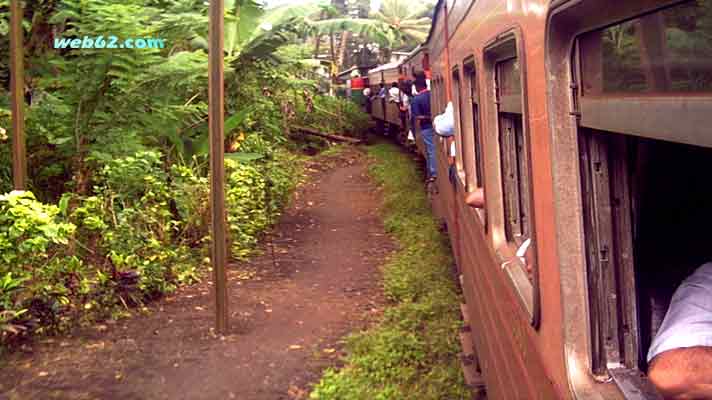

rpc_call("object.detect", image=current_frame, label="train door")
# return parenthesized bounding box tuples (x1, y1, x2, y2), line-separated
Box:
(570, 0, 712, 396)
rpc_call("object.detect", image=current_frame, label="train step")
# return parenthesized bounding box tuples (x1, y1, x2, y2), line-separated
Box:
(459, 304, 486, 399)
(461, 357, 487, 398)
(459, 331, 475, 360)
(460, 302, 471, 332)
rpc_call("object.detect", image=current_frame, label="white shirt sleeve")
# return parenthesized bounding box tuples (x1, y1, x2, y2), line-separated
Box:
(647, 262, 712, 362)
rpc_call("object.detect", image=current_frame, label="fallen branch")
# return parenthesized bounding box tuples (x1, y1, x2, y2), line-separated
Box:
(293, 125, 362, 144)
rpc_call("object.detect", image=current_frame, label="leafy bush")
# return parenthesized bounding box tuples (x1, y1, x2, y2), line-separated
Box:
(226, 150, 302, 259)
(0, 191, 83, 336)
(0, 147, 303, 344)
(0, 153, 209, 341)
(71, 151, 204, 298)
(226, 160, 270, 259)
(170, 163, 210, 247)
(0, 107, 11, 195)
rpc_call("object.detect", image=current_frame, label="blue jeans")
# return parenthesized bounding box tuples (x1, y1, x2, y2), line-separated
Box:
(421, 127, 436, 179)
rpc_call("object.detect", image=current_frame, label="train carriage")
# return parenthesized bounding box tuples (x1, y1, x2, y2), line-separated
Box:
(367, 62, 402, 127)
(369, 0, 712, 398)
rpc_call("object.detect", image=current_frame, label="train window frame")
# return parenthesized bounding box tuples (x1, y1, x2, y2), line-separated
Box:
(483, 29, 540, 327)
(547, 0, 712, 398)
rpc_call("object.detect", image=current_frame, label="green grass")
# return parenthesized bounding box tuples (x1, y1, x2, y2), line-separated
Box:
(309, 142, 469, 400)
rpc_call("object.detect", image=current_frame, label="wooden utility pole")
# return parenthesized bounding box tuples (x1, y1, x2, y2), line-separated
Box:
(10, 0, 26, 190)
(209, 0, 229, 333)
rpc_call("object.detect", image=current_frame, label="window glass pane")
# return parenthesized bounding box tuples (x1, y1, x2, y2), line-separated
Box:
(468, 66, 478, 102)
(454, 72, 467, 174)
(468, 69, 484, 188)
(497, 58, 522, 96)
(580, 0, 712, 95)
(499, 115, 522, 241)
(514, 119, 531, 240)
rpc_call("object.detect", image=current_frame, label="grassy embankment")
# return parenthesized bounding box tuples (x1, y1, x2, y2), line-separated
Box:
(310, 142, 469, 399)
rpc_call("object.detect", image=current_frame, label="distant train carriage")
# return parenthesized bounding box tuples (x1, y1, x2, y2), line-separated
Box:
(367, 62, 403, 130)
(368, 0, 712, 398)
(368, 47, 432, 145)
(335, 66, 373, 108)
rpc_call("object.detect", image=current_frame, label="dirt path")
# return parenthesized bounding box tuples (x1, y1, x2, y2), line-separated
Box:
(1, 148, 395, 400)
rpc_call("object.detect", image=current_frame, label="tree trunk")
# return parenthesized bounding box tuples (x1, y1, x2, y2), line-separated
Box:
(329, 32, 336, 66)
(314, 35, 322, 59)
(313, 10, 326, 58)
(337, 30, 351, 71)
(329, 32, 336, 95)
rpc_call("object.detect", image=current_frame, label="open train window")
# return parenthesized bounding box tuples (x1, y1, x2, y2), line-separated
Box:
(573, 0, 712, 394)
(496, 57, 531, 246)
(452, 67, 467, 179)
(436, 76, 449, 156)
(464, 60, 484, 189)
(438, 76, 446, 113)
(463, 58, 488, 229)
(432, 76, 439, 114)
(431, 76, 438, 115)
(438, 76, 445, 114)
(485, 32, 539, 326)
(431, 77, 438, 114)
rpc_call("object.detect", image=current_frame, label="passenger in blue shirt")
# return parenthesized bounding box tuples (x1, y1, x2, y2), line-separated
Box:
(377, 83, 386, 98)
(411, 77, 436, 180)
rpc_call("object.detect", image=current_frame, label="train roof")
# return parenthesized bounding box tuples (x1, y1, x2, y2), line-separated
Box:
(424, 0, 444, 47)
(402, 45, 426, 63)
(367, 61, 401, 74)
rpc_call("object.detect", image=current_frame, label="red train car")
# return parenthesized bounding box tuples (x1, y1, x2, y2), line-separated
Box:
(386, 0, 712, 398)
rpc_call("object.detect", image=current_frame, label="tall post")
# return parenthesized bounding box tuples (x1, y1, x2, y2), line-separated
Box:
(10, 0, 26, 190)
(209, 0, 229, 333)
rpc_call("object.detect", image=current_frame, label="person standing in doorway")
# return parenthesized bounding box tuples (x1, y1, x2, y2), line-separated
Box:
(411, 76, 435, 181)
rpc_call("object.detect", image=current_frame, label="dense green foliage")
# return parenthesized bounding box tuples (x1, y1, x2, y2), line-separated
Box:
(310, 143, 469, 400)
(0, 0, 370, 345)
(298, 95, 370, 138)
(0, 149, 301, 343)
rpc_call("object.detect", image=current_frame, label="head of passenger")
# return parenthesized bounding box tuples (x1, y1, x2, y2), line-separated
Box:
(391, 82, 398, 88)
(379, 83, 384, 89)
(401, 81, 413, 96)
(414, 78, 427, 93)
